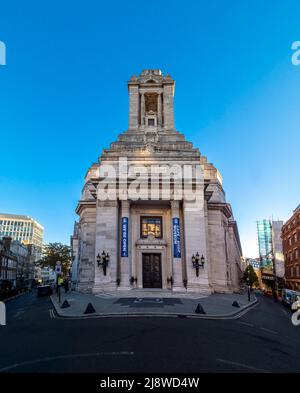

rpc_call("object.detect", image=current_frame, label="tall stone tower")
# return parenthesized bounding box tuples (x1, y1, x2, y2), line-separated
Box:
(74, 70, 243, 295)
(128, 69, 175, 131)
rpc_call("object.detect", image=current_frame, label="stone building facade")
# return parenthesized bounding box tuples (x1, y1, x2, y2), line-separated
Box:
(74, 70, 243, 294)
(0, 236, 33, 290)
(282, 204, 300, 291)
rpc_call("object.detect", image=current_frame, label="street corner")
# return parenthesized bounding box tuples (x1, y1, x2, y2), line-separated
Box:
(48, 290, 259, 320)
(0, 301, 6, 325)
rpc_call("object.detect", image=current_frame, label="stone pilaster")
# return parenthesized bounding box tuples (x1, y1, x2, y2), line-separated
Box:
(171, 200, 184, 291)
(157, 93, 162, 126)
(163, 84, 175, 130)
(207, 206, 231, 293)
(94, 200, 119, 292)
(183, 198, 211, 294)
(119, 200, 131, 290)
(141, 93, 145, 126)
(128, 85, 139, 130)
(76, 205, 96, 292)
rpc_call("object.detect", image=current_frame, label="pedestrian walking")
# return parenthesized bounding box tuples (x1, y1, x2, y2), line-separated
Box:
(57, 275, 64, 303)
(63, 278, 69, 294)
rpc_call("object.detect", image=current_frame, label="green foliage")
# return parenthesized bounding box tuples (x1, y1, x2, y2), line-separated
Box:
(243, 264, 259, 288)
(38, 243, 71, 273)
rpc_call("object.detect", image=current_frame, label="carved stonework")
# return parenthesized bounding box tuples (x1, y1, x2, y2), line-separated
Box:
(143, 131, 158, 144)
(145, 144, 155, 154)
(145, 94, 158, 113)
(82, 182, 97, 200)
(143, 131, 158, 153)
(138, 69, 171, 84)
(136, 235, 167, 246)
(129, 74, 138, 81)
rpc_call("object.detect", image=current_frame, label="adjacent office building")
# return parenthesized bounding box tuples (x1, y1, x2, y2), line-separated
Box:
(256, 219, 283, 270)
(282, 205, 300, 291)
(0, 214, 44, 289)
(0, 237, 18, 287)
(272, 220, 284, 278)
(0, 237, 30, 288)
(256, 219, 284, 290)
(257, 220, 273, 268)
(0, 213, 44, 248)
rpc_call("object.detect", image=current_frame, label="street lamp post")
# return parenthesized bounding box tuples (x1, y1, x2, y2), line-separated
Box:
(246, 277, 251, 302)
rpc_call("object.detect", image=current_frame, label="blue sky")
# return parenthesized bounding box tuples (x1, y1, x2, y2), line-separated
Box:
(0, 0, 299, 257)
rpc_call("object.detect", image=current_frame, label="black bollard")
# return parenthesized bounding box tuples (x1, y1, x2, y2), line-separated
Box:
(195, 303, 206, 314)
(84, 303, 96, 314)
(61, 300, 70, 309)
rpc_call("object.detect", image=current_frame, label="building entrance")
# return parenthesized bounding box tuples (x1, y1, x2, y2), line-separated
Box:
(142, 253, 162, 288)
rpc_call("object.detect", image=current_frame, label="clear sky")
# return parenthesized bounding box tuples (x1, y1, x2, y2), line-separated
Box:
(0, 0, 299, 257)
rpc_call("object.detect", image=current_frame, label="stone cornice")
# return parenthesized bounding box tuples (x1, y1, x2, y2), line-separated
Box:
(128, 70, 174, 86)
(76, 200, 96, 215)
(228, 220, 243, 255)
(204, 191, 213, 202)
(136, 236, 168, 246)
(207, 202, 232, 219)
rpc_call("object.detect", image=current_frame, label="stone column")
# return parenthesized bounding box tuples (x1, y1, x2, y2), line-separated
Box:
(163, 84, 175, 130)
(128, 85, 139, 130)
(76, 206, 96, 292)
(157, 93, 162, 126)
(119, 200, 131, 290)
(183, 198, 210, 294)
(94, 200, 119, 292)
(141, 92, 145, 126)
(171, 200, 184, 291)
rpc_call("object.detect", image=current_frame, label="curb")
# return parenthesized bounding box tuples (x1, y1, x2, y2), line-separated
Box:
(50, 295, 258, 320)
(2, 290, 30, 303)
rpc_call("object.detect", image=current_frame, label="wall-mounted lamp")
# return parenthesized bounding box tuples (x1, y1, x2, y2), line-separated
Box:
(192, 252, 205, 277)
(96, 251, 110, 276)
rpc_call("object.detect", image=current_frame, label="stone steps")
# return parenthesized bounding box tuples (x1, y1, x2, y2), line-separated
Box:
(95, 289, 208, 299)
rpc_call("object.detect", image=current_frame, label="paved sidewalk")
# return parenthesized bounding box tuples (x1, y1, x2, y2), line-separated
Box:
(50, 290, 258, 319)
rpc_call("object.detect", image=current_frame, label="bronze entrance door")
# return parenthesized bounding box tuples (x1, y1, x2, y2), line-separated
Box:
(142, 253, 162, 288)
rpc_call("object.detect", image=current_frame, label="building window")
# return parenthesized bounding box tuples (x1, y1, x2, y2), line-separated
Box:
(289, 237, 292, 246)
(294, 233, 298, 243)
(148, 118, 155, 126)
(141, 216, 162, 238)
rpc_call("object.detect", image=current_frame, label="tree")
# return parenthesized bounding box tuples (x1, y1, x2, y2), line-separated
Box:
(243, 265, 259, 288)
(38, 243, 71, 274)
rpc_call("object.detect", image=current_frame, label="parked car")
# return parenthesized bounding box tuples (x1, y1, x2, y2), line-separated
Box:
(263, 289, 273, 297)
(37, 285, 52, 297)
(281, 288, 300, 309)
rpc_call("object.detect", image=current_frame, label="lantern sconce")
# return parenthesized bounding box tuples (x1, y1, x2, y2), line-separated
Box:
(96, 251, 110, 276)
(192, 252, 205, 277)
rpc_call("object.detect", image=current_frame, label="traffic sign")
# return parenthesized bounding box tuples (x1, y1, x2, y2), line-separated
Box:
(55, 261, 62, 274)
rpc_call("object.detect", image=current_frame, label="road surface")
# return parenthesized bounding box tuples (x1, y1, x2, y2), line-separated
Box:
(0, 291, 299, 373)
